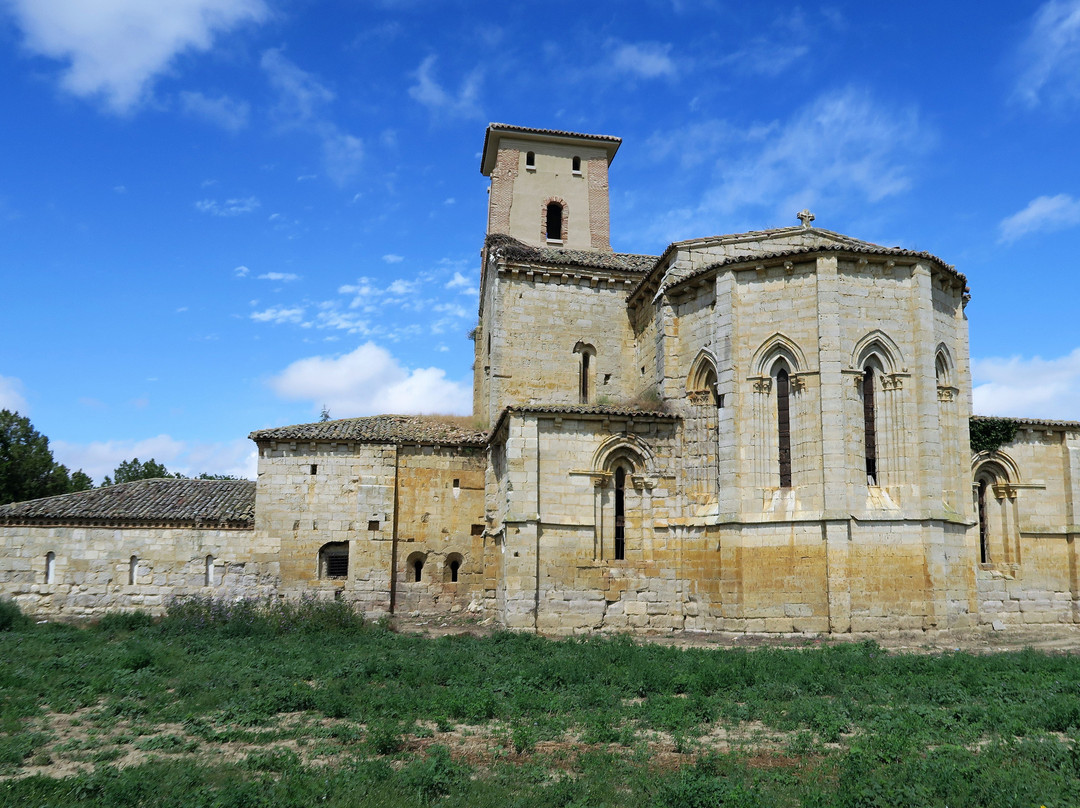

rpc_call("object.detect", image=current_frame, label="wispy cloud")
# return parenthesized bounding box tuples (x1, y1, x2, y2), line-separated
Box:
(180, 90, 250, 131)
(445, 271, 471, 290)
(269, 342, 471, 416)
(408, 55, 482, 118)
(234, 265, 250, 277)
(383, 254, 404, 264)
(257, 272, 300, 282)
(250, 305, 305, 324)
(261, 48, 363, 183)
(973, 347, 1080, 419)
(650, 87, 928, 238)
(609, 41, 677, 79)
(0, 375, 28, 413)
(998, 193, 1080, 242)
(5, 0, 268, 113)
(195, 196, 260, 216)
(1014, 0, 1080, 108)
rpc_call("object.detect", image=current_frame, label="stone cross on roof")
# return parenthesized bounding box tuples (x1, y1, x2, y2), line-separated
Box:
(797, 209, 815, 227)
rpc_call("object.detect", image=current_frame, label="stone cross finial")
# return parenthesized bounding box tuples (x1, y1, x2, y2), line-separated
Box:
(797, 209, 815, 227)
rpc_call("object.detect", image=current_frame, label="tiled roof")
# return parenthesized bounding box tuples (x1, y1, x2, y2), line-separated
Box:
(485, 123, 621, 144)
(972, 414, 1080, 430)
(630, 240, 965, 305)
(486, 234, 657, 273)
(0, 479, 255, 527)
(249, 414, 488, 446)
(491, 404, 678, 439)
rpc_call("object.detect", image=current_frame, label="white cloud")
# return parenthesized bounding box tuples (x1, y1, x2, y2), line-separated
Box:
(195, 196, 260, 216)
(1014, 0, 1080, 108)
(998, 193, 1080, 242)
(180, 90, 250, 130)
(973, 348, 1080, 419)
(257, 272, 300, 282)
(51, 435, 256, 484)
(269, 342, 471, 416)
(250, 305, 305, 324)
(408, 55, 482, 118)
(653, 87, 927, 237)
(0, 375, 28, 413)
(383, 254, 404, 264)
(261, 48, 363, 184)
(610, 41, 676, 79)
(6, 0, 267, 113)
(445, 271, 471, 290)
(386, 279, 417, 296)
(234, 265, 250, 277)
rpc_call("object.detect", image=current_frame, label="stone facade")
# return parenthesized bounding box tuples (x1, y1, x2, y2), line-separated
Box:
(1, 123, 1078, 634)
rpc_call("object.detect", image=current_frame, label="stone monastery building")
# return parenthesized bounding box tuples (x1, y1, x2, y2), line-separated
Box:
(3, 124, 1080, 635)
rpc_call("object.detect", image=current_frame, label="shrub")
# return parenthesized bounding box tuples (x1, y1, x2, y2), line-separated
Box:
(0, 598, 29, 631)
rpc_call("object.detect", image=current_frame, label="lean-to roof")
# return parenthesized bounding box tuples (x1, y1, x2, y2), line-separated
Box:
(249, 414, 488, 446)
(0, 478, 255, 528)
(486, 233, 656, 274)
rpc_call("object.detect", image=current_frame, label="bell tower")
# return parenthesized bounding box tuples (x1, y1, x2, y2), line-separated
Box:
(480, 123, 620, 251)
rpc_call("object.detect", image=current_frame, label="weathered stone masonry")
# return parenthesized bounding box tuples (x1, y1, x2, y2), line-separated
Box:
(1, 122, 1078, 634)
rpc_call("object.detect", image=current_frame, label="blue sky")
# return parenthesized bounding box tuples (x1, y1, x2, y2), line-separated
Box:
(2, 0, 1079, 482)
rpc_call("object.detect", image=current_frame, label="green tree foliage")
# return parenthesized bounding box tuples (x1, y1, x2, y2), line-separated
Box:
(196, 473, 242, 480)
(0, 410, 92, 505)
(969, 417, 1018, 455)
(102, 457, 177, 487)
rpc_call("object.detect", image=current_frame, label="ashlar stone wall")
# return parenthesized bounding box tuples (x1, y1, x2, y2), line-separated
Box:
(0, 524, 276, 619)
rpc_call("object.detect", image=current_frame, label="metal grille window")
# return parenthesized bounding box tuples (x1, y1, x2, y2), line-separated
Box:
(319, 542, 349, 579)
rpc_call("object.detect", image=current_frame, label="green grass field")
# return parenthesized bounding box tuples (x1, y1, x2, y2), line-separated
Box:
(0, 597, 1078, 807)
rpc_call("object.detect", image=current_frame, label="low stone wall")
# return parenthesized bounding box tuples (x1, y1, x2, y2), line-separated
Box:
(0, 524, 279, 619)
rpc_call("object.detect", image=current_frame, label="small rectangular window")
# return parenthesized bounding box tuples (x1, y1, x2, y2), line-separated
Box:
(471, 524, 484, 536)
(453, 478, 460, 488)
(326, 554, 349, 578)
(368, 520, 380, 531)
(310, 464, 318, 475)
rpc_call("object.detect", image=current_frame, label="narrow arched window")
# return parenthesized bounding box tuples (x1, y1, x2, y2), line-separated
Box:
(614, 466, 626, 560)
(776, 368, 791, 488)
(446, 554, 463, 583)
(205, 554, 215, 587)
(572, 155, 581, 172)
(546, 202, 563, 240)
(580, 351, 590, 403)
(978, 478, 990, 563)
(45, 552, 55, 585)
(129, 555, 138, 585)
(414, 557, 424, 581)
(863, 367, 878, 483)
(525, 151, 535, 168)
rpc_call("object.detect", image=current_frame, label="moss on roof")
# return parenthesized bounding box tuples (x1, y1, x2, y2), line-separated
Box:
(486, 234, 657, 273)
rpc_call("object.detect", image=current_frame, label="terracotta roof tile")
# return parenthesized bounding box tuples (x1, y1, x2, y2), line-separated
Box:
(485, 123, 621, 144)
(0, 478, 255, 527)
(249, 414, 488, 445)
(486, 234, 657, 273)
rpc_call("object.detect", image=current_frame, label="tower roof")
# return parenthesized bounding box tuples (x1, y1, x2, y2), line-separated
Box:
(481, 123, 621, 175)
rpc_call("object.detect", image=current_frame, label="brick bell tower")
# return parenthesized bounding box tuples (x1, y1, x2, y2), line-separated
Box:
(480, 123, 620, 252)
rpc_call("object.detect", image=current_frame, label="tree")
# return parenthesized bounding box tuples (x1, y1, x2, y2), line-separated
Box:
(102, 457, 177, 487)
(196, 472, 242, 480)
(320, 404, 331, 422)
(0, 410, 92, 505)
